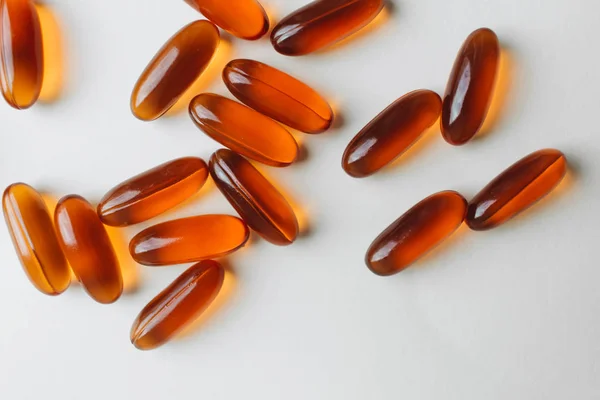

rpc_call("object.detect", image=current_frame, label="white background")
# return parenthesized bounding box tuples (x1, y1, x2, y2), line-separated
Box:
(1, 0, 598, 399)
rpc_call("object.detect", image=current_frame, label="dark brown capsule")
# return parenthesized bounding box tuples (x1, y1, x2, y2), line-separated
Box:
(209, 149, 299, 246)
(271, 0, 385, 56)
(466, 149, 567, 231)
(342, 90, 442, 178)
(366, 191, 467, 276)
(130, 260, 225, 350)
(441, 28, 500, 145)
(223, 59, 333, 133)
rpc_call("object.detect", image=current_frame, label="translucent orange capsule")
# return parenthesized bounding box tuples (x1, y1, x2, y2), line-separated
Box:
(98, 157, 208, 227)
(342, 90, 442, 178)
(129, 215, 249, 266)
(0, 0, 44, 109)
(366, 191, 467, 276)
(223, 59, 333, 134)
(189, 93, 298, 167)
(271, 0, 384, 56)
(55, 195, 123, 304)
(441, 28, 500, 145)
(130, 260, 224, 350)
(466, 149, 567, 231)
(131, 20, 219, 121)
(3, 183, 70, 295)
(184, 0, 268, 40)
(209, 149, 299, 246)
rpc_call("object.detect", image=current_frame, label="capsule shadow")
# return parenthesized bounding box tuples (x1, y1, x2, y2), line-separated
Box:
(165, 38, 234, 117)
(174, 259, 238, 342)
(105, 226, 142, 295)
(36, 3, 67, 103)
(476, 46, 516, 140)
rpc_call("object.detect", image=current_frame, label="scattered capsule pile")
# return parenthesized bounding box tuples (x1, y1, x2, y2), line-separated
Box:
(1, 0, 568, 351)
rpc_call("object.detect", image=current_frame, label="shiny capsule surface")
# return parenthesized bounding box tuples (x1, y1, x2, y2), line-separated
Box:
(223, 59, 333, 133)
(210, 149, 299, 246)
(0, 0, 44, 109)
(441, 28, 500, 145)
(55, 195, 122, 304)
(342, 90, 442, 178)
(271, 0, 384, 56)
(466, 149, 567, 231)
(3, 183, 70, 295)
(130, 215, 249, 266)
(131, 260, 224, 350)
(184, 0, 268, 40)
(131, 20, 219, 121)
(190, 93, 298, 167)
(366, 191, 467, 276)
(98, 157, 208, 227)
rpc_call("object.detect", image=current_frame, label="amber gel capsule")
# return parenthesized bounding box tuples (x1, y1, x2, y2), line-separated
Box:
(210, 149, 299, 246)
(223, 59, 333, 134)
(3, 183, 70, 295)
(130, 215, 249, 266)
(131, 260, 224, 350)
(55, 195, 123, 304)
(184, 0, 268, 40)
(441, 28, 500, 145)
(271, 0, 384, 56)
(131, 20, 219, 121)
(189, 93, 298, 167)
(366, 191, 467, 276)
(98, 157, 208, 227)
(466, 149, 567, 231)
(0, 0, 44, 109)
(342, 90, 442, 178)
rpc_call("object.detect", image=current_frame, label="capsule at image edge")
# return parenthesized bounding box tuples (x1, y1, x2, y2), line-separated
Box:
(3, 183, 70, 296)
(366, 191, 467, 276)
(98, 157, 209, 227)
(0, 0, 44, 109)
(131, 260, 225, 350)
(271, 0, 385, 56)
(189, 93, 298, 167)
(441, 28, 500, 145)
(129, 215, 250, 266)
(131, 20, 220, 121)
(343, 90, 442, 178)
(209, 149, 299, 246)
(223, 59, 333, 134)
(55, 195, 123, 304)
(466, 149, 567, 231)
(184, 0, 269, 40)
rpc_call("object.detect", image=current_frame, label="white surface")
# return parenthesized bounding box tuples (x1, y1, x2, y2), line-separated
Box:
(0, 0, 598, 398)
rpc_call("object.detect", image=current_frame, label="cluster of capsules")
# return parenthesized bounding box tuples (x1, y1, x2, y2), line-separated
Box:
(0, 0, 569, 350)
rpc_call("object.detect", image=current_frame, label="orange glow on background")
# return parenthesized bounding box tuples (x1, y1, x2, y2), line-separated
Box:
(479, 47, 515, 137)
(105, 226, 141, 294)
(37, 4, 66, 103)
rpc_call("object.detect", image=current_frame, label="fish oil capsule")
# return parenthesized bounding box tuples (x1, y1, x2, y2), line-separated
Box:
(189, 93, 298, 167)
(55, 195, 123, 304)
(0, 0, 44, 109)
(184, 0, 269, 40)
(271, 0, 384, 56)
(98, 157, 208, 227)
(342, 90, 442, 178)
(223, 59, 334, 134)
(3, 183, 70, 295)
(131, 20, 219, 121)
(129, 215, 249, 266)
(466, 149, 567, 231)
(441, 28, 500, 145)
(130, 260, 224, 350)
(366, 191, 467, 276)
(209, 149, 299, 246)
